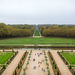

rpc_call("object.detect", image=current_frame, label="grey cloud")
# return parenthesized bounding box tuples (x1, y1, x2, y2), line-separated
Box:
(0, 0, 75, 24)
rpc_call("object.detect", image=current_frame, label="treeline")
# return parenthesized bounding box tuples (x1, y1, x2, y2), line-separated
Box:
(8, 24, 35, 33)
(39, 25, 75, 38)
(0, 23, 35, 38)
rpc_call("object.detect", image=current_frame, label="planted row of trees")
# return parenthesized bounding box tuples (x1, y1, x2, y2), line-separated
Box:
(39, 25, 75, 38)
(0, 23, 35, 38)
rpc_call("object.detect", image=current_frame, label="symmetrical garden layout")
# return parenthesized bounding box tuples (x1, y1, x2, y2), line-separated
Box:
(0, 50, 74, 75)
(0, 23, 75, 75)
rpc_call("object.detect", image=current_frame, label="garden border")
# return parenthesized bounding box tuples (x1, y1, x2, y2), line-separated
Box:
(57, 51, 75, 75)
(0, 50, 18, 74)
(48, 51, 61, 75)
(13, 51, 28, 75)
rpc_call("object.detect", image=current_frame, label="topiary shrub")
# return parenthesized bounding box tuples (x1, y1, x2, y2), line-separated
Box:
(54, 65, 57, 69)
(44, 56, 47, 58)
(18, 65, 22, 69)
(28, 56, 31, 58)
(23, 69, 26, 75)
(48, 72, 50, 75)
(47, 67, 49, 69)
(27, 61, 29, 65)
(69, 65, 71, 69)
(25, 67, 28, 70)
(44, 53, 46, 55)
(45, 59, 47, 61)
(3, 65, 6, 69)
(29, 53, 31, 55)
(46, 62, 49, 66)
(28, 58, 30, 61)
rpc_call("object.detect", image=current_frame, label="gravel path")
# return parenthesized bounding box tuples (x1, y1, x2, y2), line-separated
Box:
(2, 50, 25, 75)
(51, 51, 72, 75)
(20, 50, 30, 75)
(46, 51, 54, 75)
(25, 50, 49, 75)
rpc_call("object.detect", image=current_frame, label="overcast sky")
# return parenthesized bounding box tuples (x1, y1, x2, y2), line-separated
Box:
(0, 0, 75, 24)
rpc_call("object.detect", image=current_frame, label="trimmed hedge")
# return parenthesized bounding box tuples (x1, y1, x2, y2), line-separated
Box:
(48, 51, 61, 75)
(57, 51, 75, 75)
(0, 51, 18, 74)
(13, 51, 28, 75)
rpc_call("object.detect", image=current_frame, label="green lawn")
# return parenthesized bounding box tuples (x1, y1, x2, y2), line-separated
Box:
(34, 29, 40, 36)
(52, 44, 75, 46)
(61, 52, 75, 65)
(0, 37, 75, 44)
(0, 52, 14, 64)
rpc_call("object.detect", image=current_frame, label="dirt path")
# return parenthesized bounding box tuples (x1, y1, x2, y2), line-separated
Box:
(2, 50, 25, 75)
(25, 50, 49, 75)
(51, 51, 72, 75)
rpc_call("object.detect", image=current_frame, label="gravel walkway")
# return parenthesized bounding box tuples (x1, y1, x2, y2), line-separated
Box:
(2, 50, 25, 75)
(46, 51, 54, 75)
(51, 51, 72, 75)
(25, 50, 49, 75)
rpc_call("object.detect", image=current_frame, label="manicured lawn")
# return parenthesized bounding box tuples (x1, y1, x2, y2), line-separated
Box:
(0, 52, 14, 64)
(61, 52, 75, 65)
(34, 29, 40, 36)
(0, 37, 75, 44)
(52, 44, 75, 46)
(0, 44, 24, 47)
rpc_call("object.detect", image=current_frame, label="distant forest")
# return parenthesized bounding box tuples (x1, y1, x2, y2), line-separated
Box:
(39, 25, 75, 38)
(0, 23, 35, 38)
(0, 23, 75, 38)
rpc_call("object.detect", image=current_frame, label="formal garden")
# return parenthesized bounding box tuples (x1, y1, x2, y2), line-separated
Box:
(0, 50, 18, 74)
(0, 23, 75, 75)
(58, 51, 75, 74)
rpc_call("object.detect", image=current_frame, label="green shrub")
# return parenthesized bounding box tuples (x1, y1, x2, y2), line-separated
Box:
(23, 72, 26, 75)
(27, 61, 29, 65)
(46, 62, 49, 66)
(45, 59, 47, 61)
(47, 67, 49, 69)
(18, 65, 22, 69)
(44, 56, 47, 58)
(20, 61, 22, 64)
(29, 53, 31, 55)
(48, 72, 50, 75)
(54, 65, 57, 69)
(28, 56, 31, 58)
(23, 68, 25, 72)
(25, 67, 28, 69)
(44, 53, 46, 55)
(69, 65, 71, 69)
(3, 65, 6, 69)
(28, 58, 30, 61)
